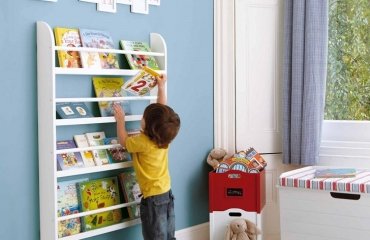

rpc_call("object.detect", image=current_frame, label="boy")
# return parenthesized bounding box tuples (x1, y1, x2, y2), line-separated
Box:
(113, 74, 180, 240)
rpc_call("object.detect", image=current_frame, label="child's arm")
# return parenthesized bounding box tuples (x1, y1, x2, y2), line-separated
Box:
(113, 103, 128, 148)
(156, 74, 167, 105)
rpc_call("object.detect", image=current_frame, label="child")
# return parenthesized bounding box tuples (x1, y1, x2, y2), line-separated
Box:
(113, 74, 180, 240)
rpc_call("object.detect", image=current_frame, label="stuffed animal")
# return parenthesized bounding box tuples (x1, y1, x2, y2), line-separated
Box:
(206, 148, 228, 169)
(225, 218, 261, 240)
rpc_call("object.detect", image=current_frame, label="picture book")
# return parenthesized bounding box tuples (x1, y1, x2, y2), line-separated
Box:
(73, 134, 96, 167)
(103, 137, 131, 163)
(56, 140, 84, 171)
(56, 102, 93, 119)
(122, 66, 160, 96)
(84, 131, 110, 165)
(57, 178, 88, 238)
(76, 176, 122, 231)
(92, 77, 131, 117)
(314, 168, 357, 178)
(79, 28, 119, 69)
(245, 147, 267, 171)
(118, 170, 142, 219)
(54, 27, 82, 68)
(119, 40, 160, 70)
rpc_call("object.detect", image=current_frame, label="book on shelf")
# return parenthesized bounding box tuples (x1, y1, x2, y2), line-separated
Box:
(56, 140, 85, 171)
(120, 40, 160, 70)
(118, 169, 142, 219)
(84, 131, 110, 165)
(79, 28, 119, 69)
(76, 176, 122, 231)
(92, 77, 132, 117)
(104, 137, 131, 163)
(57, 178, 88, 238)
(314, 168, 357, 178)
(56, 102, 93, 119)
(73, 134, 96, 167)
(54, 27, 82, 68)
(122, 66, 160, 96)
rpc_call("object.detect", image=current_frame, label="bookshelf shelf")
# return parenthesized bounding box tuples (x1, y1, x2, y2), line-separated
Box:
(36, 21, 167, 240)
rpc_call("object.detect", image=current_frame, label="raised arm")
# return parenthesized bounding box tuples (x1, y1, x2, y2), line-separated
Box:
(156, 74, 167, 105)
(113, 103, 128, 148)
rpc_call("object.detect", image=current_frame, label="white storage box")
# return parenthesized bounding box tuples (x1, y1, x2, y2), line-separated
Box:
(209, 208, 262, 240)
(278, 166, 370, 240)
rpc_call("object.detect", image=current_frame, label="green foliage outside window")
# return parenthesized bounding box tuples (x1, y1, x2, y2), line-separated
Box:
(325, 0, 370, 120)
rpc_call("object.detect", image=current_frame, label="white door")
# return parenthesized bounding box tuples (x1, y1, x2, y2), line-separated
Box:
(235, 1, 288, 239)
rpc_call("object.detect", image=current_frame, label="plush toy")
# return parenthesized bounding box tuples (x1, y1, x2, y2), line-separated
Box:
(225, 218, 261, 240)
(206, 148, 228, 169)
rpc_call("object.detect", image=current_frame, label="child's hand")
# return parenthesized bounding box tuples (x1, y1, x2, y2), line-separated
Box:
(156, 74, 167, 89)
(113, 103, 125, 123)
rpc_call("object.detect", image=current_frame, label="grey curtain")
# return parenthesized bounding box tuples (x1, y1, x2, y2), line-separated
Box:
(282, 0, 328, 165)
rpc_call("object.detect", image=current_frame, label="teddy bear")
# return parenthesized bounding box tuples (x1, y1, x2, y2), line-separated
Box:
(225, 218, 261, 240)
(206, 148, 228, 169)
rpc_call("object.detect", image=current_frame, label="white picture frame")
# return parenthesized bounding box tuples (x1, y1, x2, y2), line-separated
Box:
(148, 0, 160, 6)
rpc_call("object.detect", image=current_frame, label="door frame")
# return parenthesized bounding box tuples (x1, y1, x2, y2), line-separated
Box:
(214, 0, 236, 153)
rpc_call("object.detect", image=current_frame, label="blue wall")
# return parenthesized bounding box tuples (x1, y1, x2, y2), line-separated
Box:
(0, 0, 213, 239)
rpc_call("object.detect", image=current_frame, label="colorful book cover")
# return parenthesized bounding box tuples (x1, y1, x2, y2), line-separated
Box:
(92, 77, 131, 117)
(56, 140, 85, 171)
(118, 170, 142, 219)
(77, 177, 122, 231)
(245, 147, 267, 171)
(314, 168, 357, 178)
(73, 134, 96, 167)
(54, 27, 82, 68)
(79, 28, 119, 69)
(57, 178, 88, 238)
(84, 131, 110, 166)
(122, 66, 160, 96)
(120, 40, 160, 70)
(56, 102, 93, 119)
(103, 137, 131, 163)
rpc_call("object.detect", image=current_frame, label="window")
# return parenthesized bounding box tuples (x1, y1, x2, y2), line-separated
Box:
(325, 0, 369, 121)
(322, 0, 370, 151)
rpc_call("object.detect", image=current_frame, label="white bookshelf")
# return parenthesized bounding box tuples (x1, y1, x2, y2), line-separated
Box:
(36, 21, 167, 240)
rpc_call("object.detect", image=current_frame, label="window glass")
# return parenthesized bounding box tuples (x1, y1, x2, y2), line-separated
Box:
(325, 0, 370, 120)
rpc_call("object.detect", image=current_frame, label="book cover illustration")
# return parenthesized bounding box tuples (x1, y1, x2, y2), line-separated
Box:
(54, 27, 82, 68)
(56, 140, 84, 171)
(56, 102, 93, 119)
(92, 77, 131, 117)
(57, 178, 88, 238)
(120, 40, 160, 70)
(118, 170, 142, 219)
(215, 148, 267, 173)
(122, 66, 160, 96)
(77, 177, 122, 231)
(314, 168, 357, 178)
(103, 137, 131, 163)
(245, 147, 267, 171)
(79, 28, 119, 69)
(84, 132, 110, 165)
(73, 134, 96, 167)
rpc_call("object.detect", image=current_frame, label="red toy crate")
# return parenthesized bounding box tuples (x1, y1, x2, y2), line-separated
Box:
(209, 169, 266, 213)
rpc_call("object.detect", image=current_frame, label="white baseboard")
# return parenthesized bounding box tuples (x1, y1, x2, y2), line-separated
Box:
(175, 222, 209, 240)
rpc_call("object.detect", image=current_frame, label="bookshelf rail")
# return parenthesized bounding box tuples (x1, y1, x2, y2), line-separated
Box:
(37, 21, 167, 239)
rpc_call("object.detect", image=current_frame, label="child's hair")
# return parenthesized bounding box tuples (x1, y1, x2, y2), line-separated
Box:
(142, 103, 180, 148)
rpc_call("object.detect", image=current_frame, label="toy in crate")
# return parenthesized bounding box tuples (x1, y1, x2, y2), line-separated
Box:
(210, 147, 267, 174)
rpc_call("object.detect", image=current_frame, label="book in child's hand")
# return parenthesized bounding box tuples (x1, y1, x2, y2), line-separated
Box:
(314, 168, 357, 178)
(122, 66, 160, 96)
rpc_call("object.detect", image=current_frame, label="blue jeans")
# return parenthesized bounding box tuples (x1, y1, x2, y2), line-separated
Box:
(140, 190, 176, 240)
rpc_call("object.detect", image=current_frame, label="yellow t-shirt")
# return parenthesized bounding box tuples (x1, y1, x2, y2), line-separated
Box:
(125, 133, 170, 198)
